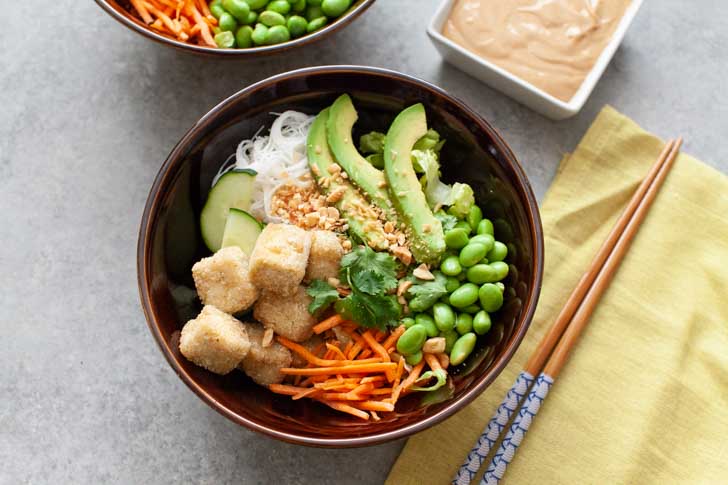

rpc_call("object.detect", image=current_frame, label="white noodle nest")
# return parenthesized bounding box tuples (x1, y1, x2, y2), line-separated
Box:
(212, 110, 315, 222)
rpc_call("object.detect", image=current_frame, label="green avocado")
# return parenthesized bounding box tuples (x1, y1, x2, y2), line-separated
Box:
(327, 94, 395, 216)
(384, 104, 446, 264)
(307, 108, 389, 251)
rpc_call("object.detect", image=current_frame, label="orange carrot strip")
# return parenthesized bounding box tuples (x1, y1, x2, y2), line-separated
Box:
(279, 362, 397, 376)
(360, 375, 386, 384)
(369, 388, 394, 395)
(382, 325, 406, 351)
(130, 0, 153, 23)
(371, 411, 380, 421)
(197, 0, 212, 17)
(325, 343, 347, 361)
(276, 336, 380, 367)
(424, 352, 443, 373)
(292, 388, 321, 401)
(268, 384, 311, 396)
(320, 400, 370, 420)
(347, 342, 363, 360)
(359, 349, 373, 359)
(321, 392, 366, 401)
(392, 356, 405, 390)
(343, 340, 354, 356)
(362, 331, 390, 362)
(184, 2, 215, 46)
(390, 361, 425, 404)
(143, 1, 179, 33)
(313, 314, 344, 334)
(355, 400, 395, 412)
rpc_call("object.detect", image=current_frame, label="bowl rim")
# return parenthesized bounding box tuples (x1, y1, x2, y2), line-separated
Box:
(93, 0, 376, 57)
(137, 65, 544, 447)
(426, 0, 644, 113)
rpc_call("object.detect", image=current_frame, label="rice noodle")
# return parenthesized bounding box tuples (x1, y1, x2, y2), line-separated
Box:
(212, 111, 315, 222)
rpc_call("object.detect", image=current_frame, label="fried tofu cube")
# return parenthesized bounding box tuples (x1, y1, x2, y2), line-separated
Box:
(238, 324, 293, 386)
(305, 230, 344, 282)
(253, 285, 317, 342)
(192, 246, 259, 314)
(179, 305, 251, 375)
(249, 223, 311, 296)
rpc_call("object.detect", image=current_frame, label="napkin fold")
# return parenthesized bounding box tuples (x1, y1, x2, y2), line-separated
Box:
(386, 107, 728, 484)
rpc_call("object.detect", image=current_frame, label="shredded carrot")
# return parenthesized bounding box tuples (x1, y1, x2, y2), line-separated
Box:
(362, 331, 390, 362)
(130, 0, 153, 23)
(269, 384, 310, 396)
(381, 325, 407, 351)
(355, 400, 395, 412)
(313, 314, 344, 334)
(276, 335, 380, 367)
(424, 353, 443, 373)
(292, 387, 321, 400)
(325, 343, 348, 360)
(280, 363, 396, 376)
(321, 401, 370, 420)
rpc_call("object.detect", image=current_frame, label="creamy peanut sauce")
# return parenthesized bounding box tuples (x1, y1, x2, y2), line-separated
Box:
(443, 0, 631, 101)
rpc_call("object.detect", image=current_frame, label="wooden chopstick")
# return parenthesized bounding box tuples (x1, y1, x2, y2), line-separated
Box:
(452, 139, 683, 485)
(478, 139, 683, 485)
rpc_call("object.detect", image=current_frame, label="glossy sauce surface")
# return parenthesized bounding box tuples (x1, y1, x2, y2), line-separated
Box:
(443, 0, 631, 101)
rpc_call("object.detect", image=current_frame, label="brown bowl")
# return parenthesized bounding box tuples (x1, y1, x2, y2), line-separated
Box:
(138, 65, 544, 447)
(94, 0, 376, 56)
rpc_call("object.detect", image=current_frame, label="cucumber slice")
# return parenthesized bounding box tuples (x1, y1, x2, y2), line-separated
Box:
(200, 169, 257, 252)
(221, 208, 262, 256)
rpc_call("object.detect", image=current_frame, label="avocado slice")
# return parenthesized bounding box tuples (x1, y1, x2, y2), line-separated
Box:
(307, 108, 389, 251)
(384, 104, 446, 264)
(327, 94, 395, 215)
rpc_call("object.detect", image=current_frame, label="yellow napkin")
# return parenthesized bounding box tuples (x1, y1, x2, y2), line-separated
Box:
(386, 106, 728, 484)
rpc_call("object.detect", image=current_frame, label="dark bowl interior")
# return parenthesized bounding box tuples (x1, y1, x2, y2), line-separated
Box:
(138, 66, 543, 447)
(94, 0, 376, 56)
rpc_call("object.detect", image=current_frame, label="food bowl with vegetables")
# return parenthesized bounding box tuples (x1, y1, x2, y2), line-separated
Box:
(138, 65, 543, 446)
(95, 0, 375, 55)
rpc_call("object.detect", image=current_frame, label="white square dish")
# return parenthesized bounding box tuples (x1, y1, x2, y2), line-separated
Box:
(428, 0, 644, 120)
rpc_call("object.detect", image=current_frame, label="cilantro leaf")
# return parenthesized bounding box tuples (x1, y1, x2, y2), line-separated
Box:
(340, 246, 398, 293)
(335, 292, 402, 331)
(306, 279, 339, 315)
(435, 211, 458, 231)
(406, 272, 448, 312)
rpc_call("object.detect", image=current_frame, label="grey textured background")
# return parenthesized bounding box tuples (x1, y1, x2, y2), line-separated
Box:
(1, 1, 726, 484)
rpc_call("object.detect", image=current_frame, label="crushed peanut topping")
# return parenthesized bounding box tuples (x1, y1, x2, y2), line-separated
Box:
(397, 280, 413, 297)
(270, 182, 347, 232)
(413, 264, 435, 281)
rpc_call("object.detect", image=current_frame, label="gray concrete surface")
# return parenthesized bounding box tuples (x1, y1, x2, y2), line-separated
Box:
(1, 1, 726, 484)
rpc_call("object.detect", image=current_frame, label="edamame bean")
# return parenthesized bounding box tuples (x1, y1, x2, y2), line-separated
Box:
(405, 351, 423, 366)
(450, 332, 477, 366)
(245, 10, 258, 24)
(415, 313, 439, 337)
(396, 324, 427, 356)
(466, 263, 498, 284)
(222, 0, 250, 22)
(308, 0, 323, 5)
(455, 313, 473, 335)
(218, 12, 238, 31)
(259, 10, 286, 26)
(291, 0, 307, 13)
(400, 317, 416, 329)
(268, 0, 292, 14)
(445, 276, 460, 293)
(210, 0, 226, 19)
(247, 0, 267, 8)
(496, 282, 505, 292)
(287, 15, 307, 37)
(489, 261, 509, 281)
(462, 304, 481, 314)
(306, 15, 327, 32)
(235, 25, 253, 47)
(477, 218, 494, 236)
(469, 234, 494, 252)
(467, 205, 483, 231)
(251, 23, 268, 44)
(473, 310, 492, 335)
(433, 303, 456, 331)
(441, 330, 459, 353)
(454, 221, 472, 235)
(479, 283, 504, 312)
(214, 30, 236, 48)
(306, 4, 324, 19)
(459, 242, 488, 267)
(265, 24, 290, 43)
(487, 241, 508, 262)
(449, 283, 479, 308)
(445, 228, 470, 249)
(440, 255, 462, 276)
(321, 0, 351, 17)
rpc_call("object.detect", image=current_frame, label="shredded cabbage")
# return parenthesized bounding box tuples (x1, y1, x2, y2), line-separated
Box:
(448, 183, 475, 218)
(212, 111, 315, 222)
